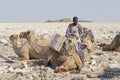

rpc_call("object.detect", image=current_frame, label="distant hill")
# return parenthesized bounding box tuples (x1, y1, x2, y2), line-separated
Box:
(45, 18, 92, 22)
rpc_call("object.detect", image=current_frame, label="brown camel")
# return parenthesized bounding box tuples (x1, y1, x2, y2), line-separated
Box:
(80, 27, 95, 61)
(9, 34, 42, 60)
(19, 30, 49, 58)
(51, 28, 95, 71)
(98, 33, 120, 52)
(19, 30, 83, 73)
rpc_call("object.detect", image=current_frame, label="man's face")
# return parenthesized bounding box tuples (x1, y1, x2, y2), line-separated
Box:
(73, 18, 78, 25)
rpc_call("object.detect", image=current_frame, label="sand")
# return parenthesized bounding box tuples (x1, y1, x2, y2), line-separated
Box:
(0, 22, 120, 80)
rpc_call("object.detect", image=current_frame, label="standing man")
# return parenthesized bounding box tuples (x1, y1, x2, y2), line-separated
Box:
(65, 16, 84, 61)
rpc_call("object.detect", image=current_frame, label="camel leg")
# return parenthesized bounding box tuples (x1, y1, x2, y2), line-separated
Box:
(29, 52, 42, 59)
(54, 66, 68, 73)
(57, 55, 82, 73)
(18, 48, 29, 60)
(103, 35, 119, 51)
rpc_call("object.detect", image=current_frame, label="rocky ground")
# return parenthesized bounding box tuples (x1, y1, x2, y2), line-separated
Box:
(0, 22, 120, 80)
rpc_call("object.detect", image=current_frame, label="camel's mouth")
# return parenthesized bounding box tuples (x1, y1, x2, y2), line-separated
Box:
(19, 34, 22, 38)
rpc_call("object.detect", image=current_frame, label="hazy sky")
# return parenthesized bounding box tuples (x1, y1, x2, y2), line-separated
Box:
(0, 0, 120, 22)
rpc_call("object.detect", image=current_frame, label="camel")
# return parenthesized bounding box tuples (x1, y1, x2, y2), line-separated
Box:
(52, 47, 83, 73)
(19, 30, 50, 58)
(98, 33, 120, 52)
(9, 34, 42, 60)
(19, 30, 83, 73)
(83, 27, 88, 33)
(79, 27, 95, 61)
(82, 27, 94, 53)
(49, 37, 83, 72)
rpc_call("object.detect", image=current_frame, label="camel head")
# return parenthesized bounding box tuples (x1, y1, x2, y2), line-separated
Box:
(82, 29, 94, 53)
(19, 30, 35, 40)
(9, 34, 18, 41)
(82, 29, 94, 43)
(83, 27, 88, 33)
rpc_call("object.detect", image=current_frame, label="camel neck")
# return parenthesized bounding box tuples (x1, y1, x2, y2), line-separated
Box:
(28, 35, 43, 53)
(12, 39, 18, 50)
(29, 35, 36, 43)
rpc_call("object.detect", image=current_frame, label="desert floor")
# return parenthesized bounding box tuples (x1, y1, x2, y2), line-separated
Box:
(0, 22, 120, 80)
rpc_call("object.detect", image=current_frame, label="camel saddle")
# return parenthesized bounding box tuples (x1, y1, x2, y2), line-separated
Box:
(49, 34, 66, 52)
